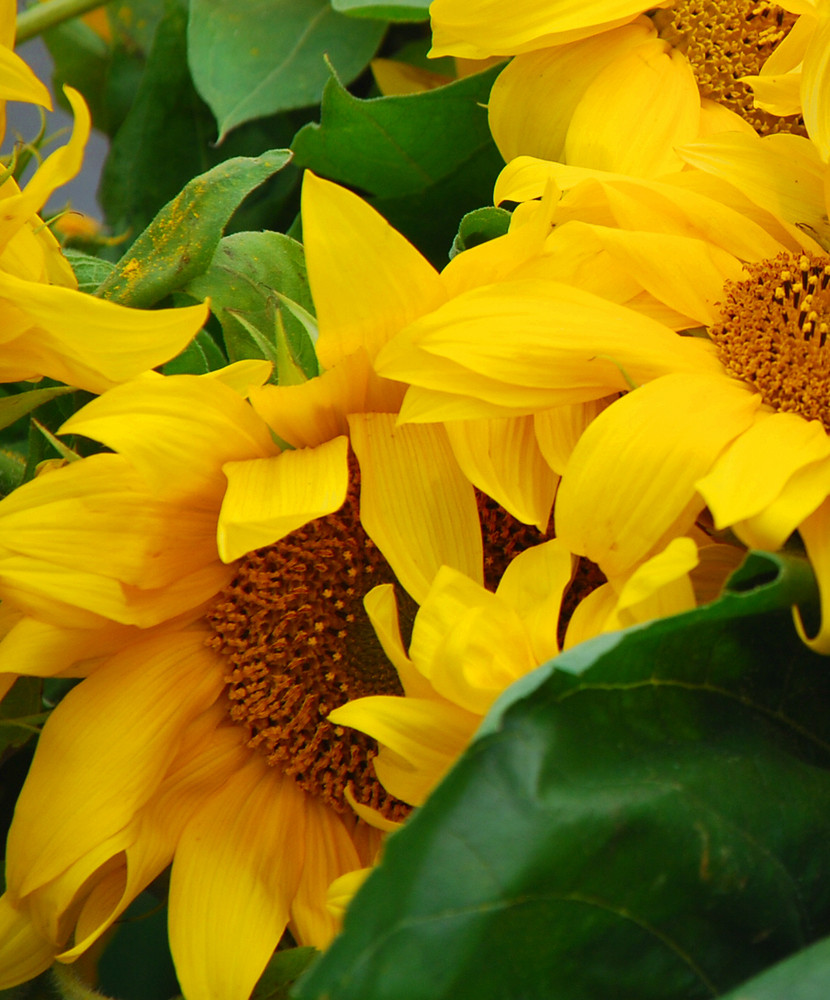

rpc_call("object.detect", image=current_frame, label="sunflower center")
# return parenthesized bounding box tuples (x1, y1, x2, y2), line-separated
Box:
(710, 252, 830, 429)
(205, 458, 551, 821)
(652, 0, 805, 137)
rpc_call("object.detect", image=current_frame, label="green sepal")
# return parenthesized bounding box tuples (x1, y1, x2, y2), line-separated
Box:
(448, 206, 512, 259)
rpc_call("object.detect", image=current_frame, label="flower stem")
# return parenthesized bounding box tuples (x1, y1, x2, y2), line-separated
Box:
(16, 0, 109, 44)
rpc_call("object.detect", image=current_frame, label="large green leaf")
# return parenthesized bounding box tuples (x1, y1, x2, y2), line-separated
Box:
(185, 231, 318, 382)
(291, 66, 504, 264)
(296, 552, 830, 1000)
(188, 0, 387, 140)
(97, 151, 291, 307)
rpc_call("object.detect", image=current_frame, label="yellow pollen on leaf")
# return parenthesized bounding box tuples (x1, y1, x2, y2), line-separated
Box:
(710, 253, 830, 429)
(652, 0, 806, 137)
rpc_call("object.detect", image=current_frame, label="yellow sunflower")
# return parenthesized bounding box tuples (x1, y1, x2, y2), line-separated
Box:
(0, 173, 571, 997)
(431, 1, 812, 178)
(374, 181, 830, 652)
(0, 10, 208, 390)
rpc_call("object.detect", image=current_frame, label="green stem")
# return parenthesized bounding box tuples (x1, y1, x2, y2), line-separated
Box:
(16, 0, 109, 44)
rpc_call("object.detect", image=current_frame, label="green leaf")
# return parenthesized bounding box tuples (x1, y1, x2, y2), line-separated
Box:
(295, 551, 830, 1000)
(185, 231, 318, 381)
(717, 935, 830, 999)
(97, 150, 292, 307)
(0, 387, 76, 433)
(332, 0, 429, 21)
(291, 66, 505, 264)
(449, 205, 512, 258)
(188, 0, 387, 140)
(252, 946, 318, 999)
(62, 249, 116, 293)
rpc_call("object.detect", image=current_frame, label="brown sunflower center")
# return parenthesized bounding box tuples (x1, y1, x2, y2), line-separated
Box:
(710, 252, 830, 429)
(652, 0, 805, 137)
(205, 458, 555, 821)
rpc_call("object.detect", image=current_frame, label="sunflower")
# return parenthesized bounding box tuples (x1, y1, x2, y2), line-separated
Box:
(431, 1, 812, 178)
(0, 173, 572, 998)
(0, 11, 208, 391)
(374, 185, 830, 652)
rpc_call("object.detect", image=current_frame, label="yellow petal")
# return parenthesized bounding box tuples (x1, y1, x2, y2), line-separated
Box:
(217, 436, 350, 562)
(348, 413, 482, 603)
(290, 795, 363, 948)
(301, 172, 446, 368)
(801, 16, 830, 160)
(429, 0, 653, 58)
(697, 411, 830, 534)
(249, 349, 403, 450)
(742, 71, 803, 117)
(0, 43, 51, 108)
(533, 398, 611, 475)
(326, 867, 372, 924)
(62, 375, 274, 501)
(0, 87, 88, 255)
(556, 373, 762, 577)
(0, 614, 141, 679)
(444, 415, 558, 530)
(610, 535, 698, 627)
(678, 132, 830, 246)
(732, 454, 830, 551)
(495, 538, 574, 663)
(203, 359, 273, 395)
(7, 631, 223, 899)
(64, 715, 250, 959)
(329, 695, 477, 805)
(0, 455, 221, 589)
(488, 20, 656, 162)
(408, 566, 536, 714)
(563, 584, 618, 649)
(363, 584, 435, 700)
(0, 895, 55, 990)
(697, 98, 757, 138)
(0, 273, 209, 394)
(169, 761, 305, 1000)
(795, 497, 830, 652)
(564, 40, 701, 177)
(377, 279, 723, 412)
(542, 220, 744, 326)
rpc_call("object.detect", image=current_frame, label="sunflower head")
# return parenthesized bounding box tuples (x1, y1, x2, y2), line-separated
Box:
(710, 252, 830, 428)
(652, 0, 806, 136)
